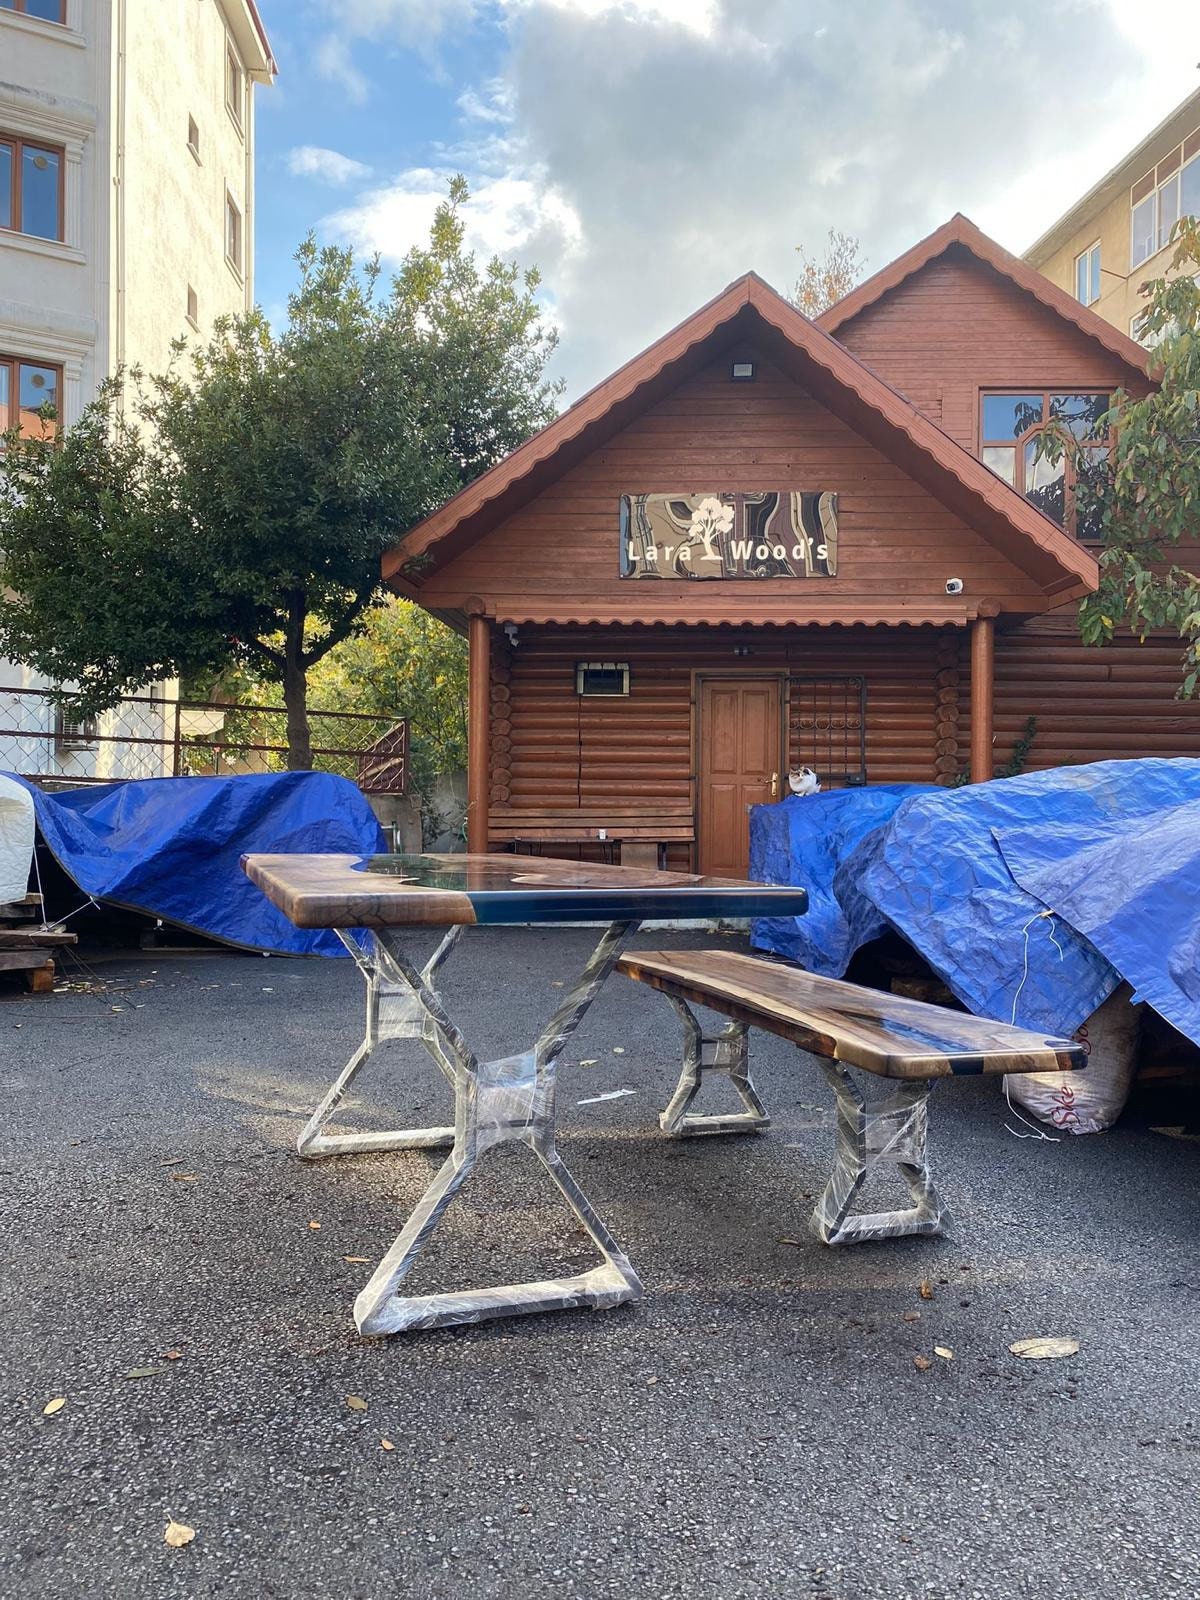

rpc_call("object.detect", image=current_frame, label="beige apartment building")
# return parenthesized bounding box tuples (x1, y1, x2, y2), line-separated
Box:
(0, 0, 275, 780)
(1024, 86, 1200, 343)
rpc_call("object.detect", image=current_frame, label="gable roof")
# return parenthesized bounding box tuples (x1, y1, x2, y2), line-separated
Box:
(816, 212, 1151, 379)
(383, 267, 1098, 608)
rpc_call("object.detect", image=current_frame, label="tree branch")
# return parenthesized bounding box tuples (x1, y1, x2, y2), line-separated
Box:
(303, 582, 380, 668)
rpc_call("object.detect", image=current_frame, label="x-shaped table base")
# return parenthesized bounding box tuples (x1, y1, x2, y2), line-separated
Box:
(299, 921, 644, 1335)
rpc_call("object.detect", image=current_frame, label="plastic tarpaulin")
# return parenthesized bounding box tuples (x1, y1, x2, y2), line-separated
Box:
(6, 771, 388, 957)
(995, 797, 1200, 1047)
(848, 758, 1200, 1036)
(749, 786, 935, 974)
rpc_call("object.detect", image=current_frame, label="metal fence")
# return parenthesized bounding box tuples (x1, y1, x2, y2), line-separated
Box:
(0, 684, 407, 793)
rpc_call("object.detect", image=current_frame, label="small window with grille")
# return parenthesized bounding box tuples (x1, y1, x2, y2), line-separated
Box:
(54, 705, 96, 750)
(576, 662, 629, 697)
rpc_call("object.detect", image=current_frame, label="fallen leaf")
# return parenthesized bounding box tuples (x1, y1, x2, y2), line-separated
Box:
(777, 1237, 805, 1247)
(902, 1311, 922, 1324)
(578, 1059, 598, 1067)
(343, 1255, 370, 1264)
(171, 1174, 197, 1183)
(550, 981, 564, 988)
(164, 1520, 195, 1549)
(912, 1355, 931, 1372)
(308, 1221, 322, 1231)
(164, 1351, 183, 1361)
(42, 1397, 67, 1416)
(934, 1346, 954, 1361)
(918, 1280, 934, 1300)
(381, 1438, 395, 1452)
(1009, 1337, 1080, 1361)
(612, 1047, 625, 1055)
(160, 1157, 186, 1167)
(125, 1366, 168, 1380)
(346, 1395, 368, 1412)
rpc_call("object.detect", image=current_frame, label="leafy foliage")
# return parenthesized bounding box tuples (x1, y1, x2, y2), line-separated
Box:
(1038, 216, 1200, 696)
(0, 178, 560, 765)
(790, 229, 866, 318)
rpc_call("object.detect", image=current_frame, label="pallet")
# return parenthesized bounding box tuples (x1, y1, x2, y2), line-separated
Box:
(0, 896, 75, 993)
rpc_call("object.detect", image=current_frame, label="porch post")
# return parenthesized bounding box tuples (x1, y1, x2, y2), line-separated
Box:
(466, 603, 491, 854)
(969, 612, 995, 784)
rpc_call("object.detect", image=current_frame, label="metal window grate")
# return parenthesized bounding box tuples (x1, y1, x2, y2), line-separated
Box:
(789, 675, 866, 787)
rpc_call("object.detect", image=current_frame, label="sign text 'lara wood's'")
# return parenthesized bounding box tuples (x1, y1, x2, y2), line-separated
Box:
(620, 492, 838, 580)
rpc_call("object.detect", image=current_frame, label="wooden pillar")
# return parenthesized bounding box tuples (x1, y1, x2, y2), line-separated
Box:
(969, 613, 995, 783)
(467, 605, 490, 854)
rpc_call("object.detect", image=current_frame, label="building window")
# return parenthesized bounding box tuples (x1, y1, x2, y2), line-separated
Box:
(225, 40, 244, 132)
(0, 353, 62, 440)
(0, 1, 67, 22)
(0, 131, 65, 241)
(225, 191, 242, 276)
(1131, 131, 1200, 268)
(187, 115, 201, 163)
(576, 662, 630, 697)
(1074, 241, 1101, 305)
(980, 390, 1111, 541)
(186, 284, 199, 329)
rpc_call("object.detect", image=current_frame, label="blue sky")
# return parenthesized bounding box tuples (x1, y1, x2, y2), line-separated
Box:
(251, 0, 1199, 401)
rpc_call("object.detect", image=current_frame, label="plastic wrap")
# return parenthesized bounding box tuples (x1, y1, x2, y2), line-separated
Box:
(0, 774, 35, 903)
(809, 1064, 947, 1245)
(657, 995, 769, 1136)
(301, 922, 644, 1336)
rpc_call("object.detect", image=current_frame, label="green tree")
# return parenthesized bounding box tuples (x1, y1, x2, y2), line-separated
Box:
(304, 599, 468, 833)
(0, 177, 560, 767)
(1039, 216, 1200, 694)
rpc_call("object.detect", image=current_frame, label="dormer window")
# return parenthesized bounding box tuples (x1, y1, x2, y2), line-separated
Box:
(980, 390, 1111, 542)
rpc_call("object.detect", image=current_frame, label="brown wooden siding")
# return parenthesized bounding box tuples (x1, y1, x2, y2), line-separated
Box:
(489, 625, 949, 862)
(959, 614, 1200, 777)
(420, 347, 1046, 624)
(833, 245, 1152, 450)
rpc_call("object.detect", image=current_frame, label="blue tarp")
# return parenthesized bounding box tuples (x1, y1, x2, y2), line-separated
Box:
(749, 786, 935, 975)
(750, 759, 1200, 1043)
(8, 771, 388, 957)
(996, 797, 1200, 1046)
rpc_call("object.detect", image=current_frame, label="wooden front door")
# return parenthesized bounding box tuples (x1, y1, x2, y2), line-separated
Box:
(698, 678, 783, 878)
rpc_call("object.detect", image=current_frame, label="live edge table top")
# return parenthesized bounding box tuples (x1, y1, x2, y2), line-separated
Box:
(241, 852, 810, 930)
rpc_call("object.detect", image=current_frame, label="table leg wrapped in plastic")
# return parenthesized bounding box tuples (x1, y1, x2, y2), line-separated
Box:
(310, 921, 644, 1335)
(658, 996, 770, 1137)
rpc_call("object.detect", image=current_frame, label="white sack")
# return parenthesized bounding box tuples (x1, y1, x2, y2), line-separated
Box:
(0, 775, 36, 904)
(1004, 983, 1141, 1136)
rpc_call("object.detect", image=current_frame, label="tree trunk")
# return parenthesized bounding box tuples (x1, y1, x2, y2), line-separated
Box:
(283, 608, 312, 771)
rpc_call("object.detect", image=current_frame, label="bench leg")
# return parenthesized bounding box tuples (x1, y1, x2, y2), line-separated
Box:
(810, 1062, 947, 1245)
(658, 996, 770, 1137)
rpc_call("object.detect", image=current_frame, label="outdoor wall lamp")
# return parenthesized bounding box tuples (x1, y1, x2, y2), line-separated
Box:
(503, 622, 520, 646)
(730, 360, 756, 381)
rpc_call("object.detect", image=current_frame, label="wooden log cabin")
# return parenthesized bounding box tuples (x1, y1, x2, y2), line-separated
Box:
(382, 213, 1200, 875)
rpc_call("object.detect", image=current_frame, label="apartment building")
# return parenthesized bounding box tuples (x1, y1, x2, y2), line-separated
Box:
(0, 0, 275, 780)
(1023, 86, 1200, 343)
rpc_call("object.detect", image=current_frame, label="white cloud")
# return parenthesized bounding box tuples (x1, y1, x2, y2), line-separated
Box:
(309, 0, 1200, 396)
(287, 146, 373, 187)
(312, 34, 370, 104)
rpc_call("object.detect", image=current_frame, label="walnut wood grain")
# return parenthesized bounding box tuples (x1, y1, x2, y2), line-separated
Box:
(617, 949, 1084, 1080)
(242, 853, 809, 930)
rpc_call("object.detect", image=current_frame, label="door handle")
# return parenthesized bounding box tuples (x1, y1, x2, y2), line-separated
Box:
(770, 771, 779, 798)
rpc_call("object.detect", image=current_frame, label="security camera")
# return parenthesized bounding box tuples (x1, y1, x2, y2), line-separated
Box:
(945, 578, 964, 595)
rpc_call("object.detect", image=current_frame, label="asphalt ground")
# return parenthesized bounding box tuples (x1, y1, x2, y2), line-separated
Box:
(2, 927, 1198, 1600)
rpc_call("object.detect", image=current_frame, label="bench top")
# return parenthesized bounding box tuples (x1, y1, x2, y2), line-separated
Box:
(618, 949, 1085, 1081)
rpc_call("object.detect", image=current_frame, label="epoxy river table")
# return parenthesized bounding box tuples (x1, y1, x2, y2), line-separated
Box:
(242, 852, 808, 1335)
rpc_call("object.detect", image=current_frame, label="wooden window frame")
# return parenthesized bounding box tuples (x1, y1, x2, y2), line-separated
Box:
(0, 129, 66, 242)
(186, 284, 199, 330)
(979, 388, 1112, 544)
(0, 351, 64, 439)
(187, 114, 201, 165)
(224, 188, 242, 279)
(0, 0, 67, 22)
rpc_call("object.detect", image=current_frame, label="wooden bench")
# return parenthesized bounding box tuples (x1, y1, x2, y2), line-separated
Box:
(617, 949, 1085, 1245)
(490, 806, 695, 869)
